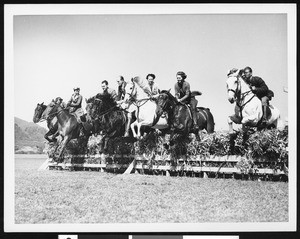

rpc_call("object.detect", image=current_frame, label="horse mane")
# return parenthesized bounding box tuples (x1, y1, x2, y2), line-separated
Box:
(86, 96, 96, 104)
(97, 93, 116, 106)
(160, 90, 178, 103)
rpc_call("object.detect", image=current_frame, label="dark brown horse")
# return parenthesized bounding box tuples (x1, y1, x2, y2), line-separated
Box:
(45, 103, 92, 162)
(33, 102, 59, 142)
(155, 90, 215, 140)
(86, 93, 127, 153)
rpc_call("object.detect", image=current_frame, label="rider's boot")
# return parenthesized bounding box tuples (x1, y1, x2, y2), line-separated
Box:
(190, 99, 199, 131)
(193, 118, 199, 130)
(262, 105, 268, 125)
(124, 118, 131, 137)
(192, 112, 199, 130)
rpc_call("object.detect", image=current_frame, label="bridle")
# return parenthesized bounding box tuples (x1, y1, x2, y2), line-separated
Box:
(40, 104, 64, 122)
(157, 93, 170, 112)
(125, 82, 150, 107)
(34, 104, 46, 122)
(90, 97, 118, 120)
(228, 76, 255, 110)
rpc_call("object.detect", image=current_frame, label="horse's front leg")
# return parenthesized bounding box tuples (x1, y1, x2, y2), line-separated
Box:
(44, 130, 54, 142)
(241, 125, 250, 144)
(228, 116, 234, 134)
(130, 121, 137, 138)
(56, 135, 71, 163)
(103, 136, 110, 153)
(124, 113, 132, 137)
(51, 130, 59, 142)
(98, 137, 105, 153)
(136, 122, 143, 139)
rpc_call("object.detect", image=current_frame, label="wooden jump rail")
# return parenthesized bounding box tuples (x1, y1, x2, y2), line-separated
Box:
(45, 154, 288, 180)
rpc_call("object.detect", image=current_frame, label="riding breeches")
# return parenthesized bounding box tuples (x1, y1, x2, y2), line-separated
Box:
(189, 98, 198, 116)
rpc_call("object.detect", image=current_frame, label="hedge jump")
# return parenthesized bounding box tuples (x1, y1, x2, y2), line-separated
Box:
(45, 154, 288, 180)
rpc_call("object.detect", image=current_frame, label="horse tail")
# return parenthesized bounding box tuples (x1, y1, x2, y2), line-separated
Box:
(200, 107, 215, 133)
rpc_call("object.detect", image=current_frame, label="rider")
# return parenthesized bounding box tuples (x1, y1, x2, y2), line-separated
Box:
(67, 87, 83, 114)
(101, 80, 118, 101)
(174, 71, 199, 130)
(144, 73, 160, 99)
(243, 66, 274, 125)
(116, 76, 127, 101)
(54, 97, 67, 108)
(101, 79, 132, 137)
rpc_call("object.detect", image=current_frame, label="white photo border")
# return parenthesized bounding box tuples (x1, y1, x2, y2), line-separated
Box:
(4, 3, 297, 233)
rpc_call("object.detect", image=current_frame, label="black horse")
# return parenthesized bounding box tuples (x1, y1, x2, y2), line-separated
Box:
(33, 102, 59, 142)
(155, 90, 215, 140)
(45, 103, 93, 162)
(85, 93, 127, 153)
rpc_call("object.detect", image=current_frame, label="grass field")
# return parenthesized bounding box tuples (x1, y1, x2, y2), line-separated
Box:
(15, 154, 288, 224)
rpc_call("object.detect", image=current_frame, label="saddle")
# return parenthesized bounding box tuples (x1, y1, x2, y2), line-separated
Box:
(70, 108, 85, 123)
(71, 109, 93, 136)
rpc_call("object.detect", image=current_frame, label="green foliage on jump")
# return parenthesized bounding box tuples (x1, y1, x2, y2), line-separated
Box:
(45, 127, 288, 168)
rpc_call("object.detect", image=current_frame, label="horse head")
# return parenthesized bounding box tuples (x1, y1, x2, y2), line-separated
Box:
(85, 97, 96, 121)
(156, 89, 174, 116)
(124, 80, 137, 103)
(226, 70, 241, 104)
(85, 96, 100, 120)
(42, 101, 60, 121)
(33, 102, 46, 123)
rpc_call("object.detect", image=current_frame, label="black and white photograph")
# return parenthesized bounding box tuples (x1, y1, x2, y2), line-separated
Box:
(4, 3, 297, 233)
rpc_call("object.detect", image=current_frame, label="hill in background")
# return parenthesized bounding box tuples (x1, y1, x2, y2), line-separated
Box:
(15, 117, 47, 154)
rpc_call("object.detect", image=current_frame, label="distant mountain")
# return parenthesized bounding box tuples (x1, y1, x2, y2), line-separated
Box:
(15, 117, 48, 154)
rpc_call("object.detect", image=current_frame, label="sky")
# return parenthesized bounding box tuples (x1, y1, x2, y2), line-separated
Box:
(13, 10, 289, 131)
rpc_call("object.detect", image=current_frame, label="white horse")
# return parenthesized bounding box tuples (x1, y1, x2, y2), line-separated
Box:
(123, 77, 168, 138)
(226, 69, 280, 133)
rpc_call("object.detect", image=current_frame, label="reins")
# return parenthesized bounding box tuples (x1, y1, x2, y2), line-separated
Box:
(43, 108, 65, 122)
(237, 91, 255, 109)
(38, 106, 64, 123)
(94, 105, 118, 119)
(91, 98, 120, 120)
(231, 78, 256, 110)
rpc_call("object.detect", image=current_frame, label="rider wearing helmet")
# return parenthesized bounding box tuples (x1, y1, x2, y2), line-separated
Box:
(67, 87, 83, 113)
(243, 66, 274, 124)
(174, 71, 199, 130)
(54, 97, 67, 108)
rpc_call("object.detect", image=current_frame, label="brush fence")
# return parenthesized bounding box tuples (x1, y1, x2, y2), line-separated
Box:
(47, 154, 288, 180)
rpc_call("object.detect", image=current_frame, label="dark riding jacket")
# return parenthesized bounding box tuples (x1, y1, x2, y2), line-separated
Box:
(103, 87, 118, 101)
(175, 81, 192, 103)
(245, 76, 269, 99)
(117, 82, 126, 101)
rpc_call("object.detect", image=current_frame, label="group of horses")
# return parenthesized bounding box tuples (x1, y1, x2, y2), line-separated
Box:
(33, 73, 280, 163)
